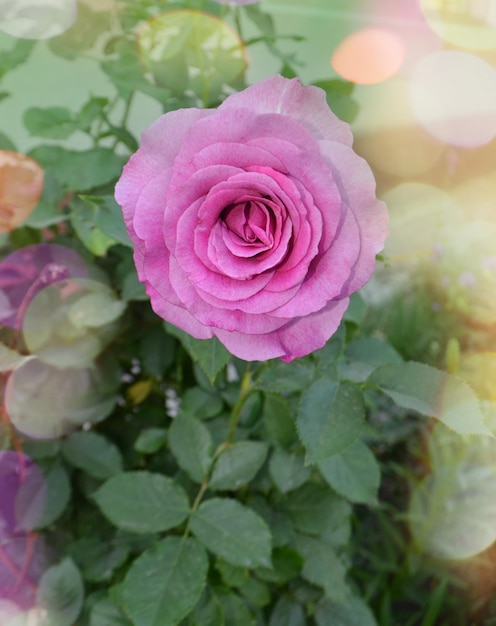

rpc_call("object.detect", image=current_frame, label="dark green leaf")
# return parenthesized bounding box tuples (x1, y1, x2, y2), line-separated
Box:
(269, 448, 311, 494)
(210, 441, 269, 490)
(37, 558, 84, 626)
(269, 596, 306, 626)
(69, 537, 130, 583)
(93, 472, 189, 533)
(341, 336, 402, 382)
(190, 498, 272, 568)
(256, 547, 303, 585)
(169, 413, 213, 483)
(24, 106, 78, 139)
(165, 323, 231, 383)
(254, 360, 315, 393)
(123, 537, 208, 626)
(89, 597, 132, 626)
(181, 386, 224, 420)
(294, 535, 348, 602)
(318, 440, 380, 505)
(263, 393, 298, 449)
(284, 483, 351, 536)
(62, 431, 123, 480)
(139, 325, 176, 376)
(134, 428, 168, 454)
(314, 595, 378, 626)
(368, 362, 491, 436)
(297, 379, 365, 462)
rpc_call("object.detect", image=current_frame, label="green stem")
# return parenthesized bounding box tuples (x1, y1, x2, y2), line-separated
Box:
(227, 365, 252, 444)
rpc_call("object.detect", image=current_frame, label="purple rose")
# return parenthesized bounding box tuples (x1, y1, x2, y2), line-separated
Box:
(115, 75, 388, 361)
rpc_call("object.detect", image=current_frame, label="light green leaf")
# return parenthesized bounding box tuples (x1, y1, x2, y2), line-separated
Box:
(123, 537, 208, 626)
(318, 440, 381, 505)
(24, 201, 66, 228)
(68, 291, 126, 329)
(293, 535, 348, 602)
(37, 558, 84, 626)
(210, 441, 269, 490)
(190, 498, 272, 568)
(368, 361, 492, 436)
(165, 323, 231, 383)
(284, 483, 351, 536)
(24, 107, 78, 139)
(93, 472, 189, 533)
(169, 413, 213, 483)
(0, 343, 32, 372)
(297, 379, 365, 463)
(80, 195, 132, 248)
(62, 431, 123, 480)
(314, 595, 378, 626)
(70, 198, 118, 256)
(254, 360, 316, 393)
(269, 448, 311, 494)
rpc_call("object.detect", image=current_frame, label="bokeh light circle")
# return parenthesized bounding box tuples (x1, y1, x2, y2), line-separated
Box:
(331, 28, 405, 85)
(409, 51, 496, 148)
(0, 151, 43, 234)
(353, 80, 445, 179)
(0, 244, 88, 329)
(421, 0, 496, 51)
(22, 278, 125, 368)
(5, 357, 118, 439)
(0, 0, 77, 40)
(381, 183, 462, 265)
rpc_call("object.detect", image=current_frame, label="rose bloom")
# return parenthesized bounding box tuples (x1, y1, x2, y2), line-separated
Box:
(115, 75, 388, 361)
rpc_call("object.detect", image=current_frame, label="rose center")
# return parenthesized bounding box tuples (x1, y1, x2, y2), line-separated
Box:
(221, 200, 274, 249)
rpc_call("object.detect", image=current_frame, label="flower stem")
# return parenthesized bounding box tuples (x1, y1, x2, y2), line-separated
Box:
(227, 364, 252, 444)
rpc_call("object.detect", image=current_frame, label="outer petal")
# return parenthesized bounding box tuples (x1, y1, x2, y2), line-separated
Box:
(219, 75, 353, 146)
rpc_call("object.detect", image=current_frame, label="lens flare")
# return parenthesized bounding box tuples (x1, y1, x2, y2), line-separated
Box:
(0, 0, 77, 40)
(409, 51, 496, 148)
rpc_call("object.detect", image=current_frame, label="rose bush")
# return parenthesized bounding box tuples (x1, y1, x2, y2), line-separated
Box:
(115, 75, 388, 361)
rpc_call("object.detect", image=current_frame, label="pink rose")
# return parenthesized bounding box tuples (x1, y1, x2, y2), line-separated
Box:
(115, 75, 388, 361)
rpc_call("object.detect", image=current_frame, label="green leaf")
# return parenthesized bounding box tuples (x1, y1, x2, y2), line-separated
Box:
(134, 428, 168, 454)
(36, 558, 84, 626)
(68, 291, 126, 329)
(218, 592, 255, 626)
(254, 360, 316, 393)
(314, 595, 378, 626)
(181, 386, 224, 420)
(257, 547, 303, 584)
(210, 441, 269, 490)
(341, 336, 402, 382)
(24, 106, 78, 139)
(269, 596, 306, 626)
(0, 40, 35, 80)
(36, 463, 70, 528)
(139, 325, 176, 376)
(24, 201, 66, 228)
(165, 323, 231, 383)
(263, 393, 298, 449)
(69, 537, 130, 583)
(284, 483, 351, 536)
(81, 195, 132, 248)
(293, 535, 348, 602)
(70, 197, 118, 256)
(368, 362, 492, 436)
(190, 498, 272, 568)
(62, 431, 123, 480)
(0, 130, 16, 151)
(93, 472, 189, 533)
(269, 448, 311, 494)
(318, 440, 381, 505)
(78, 97, 109, 132)
(169, 413, 213, 483)
(123, 537, 208, 626)
(343, 292, 367, 324)
(89, 597, 132, 626)
(297, 379, 365, 463)
(29, 146, 125, 191)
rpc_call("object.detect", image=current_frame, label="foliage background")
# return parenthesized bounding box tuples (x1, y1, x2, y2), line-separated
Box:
(1, 1, 496, 625)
